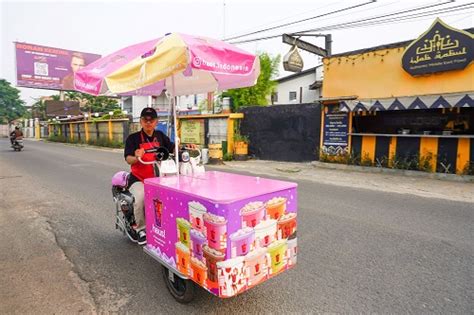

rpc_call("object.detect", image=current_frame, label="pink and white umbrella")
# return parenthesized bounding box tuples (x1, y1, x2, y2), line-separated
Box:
(74, 33, 260, 97)
(75, 33, 260, 167)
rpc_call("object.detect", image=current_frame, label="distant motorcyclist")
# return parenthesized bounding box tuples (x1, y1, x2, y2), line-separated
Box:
(10, 126, 23, 145)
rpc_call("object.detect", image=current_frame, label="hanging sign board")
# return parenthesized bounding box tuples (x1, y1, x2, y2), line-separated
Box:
(283, 45, 304, 72)
(402, 18, 474, 76)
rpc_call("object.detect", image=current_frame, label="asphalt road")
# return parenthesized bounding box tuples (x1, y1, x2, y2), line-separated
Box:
(1, 139, 473, 313)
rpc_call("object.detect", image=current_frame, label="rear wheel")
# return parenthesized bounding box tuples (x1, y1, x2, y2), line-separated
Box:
(162, 266, 195, 303)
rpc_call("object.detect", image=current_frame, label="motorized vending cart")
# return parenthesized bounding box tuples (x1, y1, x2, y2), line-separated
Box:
(143, 171, 298, 298)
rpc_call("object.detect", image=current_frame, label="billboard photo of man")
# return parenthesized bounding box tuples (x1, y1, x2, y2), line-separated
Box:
(62, 52, 86, 90)
(15, 42, 101, 91)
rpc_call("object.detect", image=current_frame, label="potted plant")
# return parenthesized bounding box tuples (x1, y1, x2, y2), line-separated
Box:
(233, 129, 249, 160)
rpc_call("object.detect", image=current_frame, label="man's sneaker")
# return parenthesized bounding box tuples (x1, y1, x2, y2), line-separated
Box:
(137, 230, 147, 245)
(125, 228, 138, 243)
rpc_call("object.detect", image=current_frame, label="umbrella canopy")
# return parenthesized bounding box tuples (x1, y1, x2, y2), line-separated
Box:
(74, 33, 260, 96)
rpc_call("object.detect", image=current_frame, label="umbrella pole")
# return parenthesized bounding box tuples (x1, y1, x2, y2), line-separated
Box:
(171, 74, 180, 174)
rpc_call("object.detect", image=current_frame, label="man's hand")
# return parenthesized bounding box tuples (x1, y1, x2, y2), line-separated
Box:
(135, 148, 145, 158)
(184, 144, 199, 150)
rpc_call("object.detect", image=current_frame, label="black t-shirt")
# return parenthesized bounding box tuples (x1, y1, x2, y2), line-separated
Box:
(124, 129, 174, 187)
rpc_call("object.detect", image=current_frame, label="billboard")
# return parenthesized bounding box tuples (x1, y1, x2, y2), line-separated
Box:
(45, 100, 81, 117)
(15, 42, 101, 91)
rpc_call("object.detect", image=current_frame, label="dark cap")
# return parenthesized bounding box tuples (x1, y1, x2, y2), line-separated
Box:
(140, 107, 157, 119)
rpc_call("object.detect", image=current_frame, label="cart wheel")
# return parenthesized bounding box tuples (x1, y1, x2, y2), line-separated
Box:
(162, 266, 195, 303)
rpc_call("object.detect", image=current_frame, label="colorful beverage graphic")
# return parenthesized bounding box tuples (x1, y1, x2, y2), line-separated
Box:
(240, 201, 266, 228)
(190, 256, 208, 286)
(203, 213, 227, 251)
(244, 248, 268, 286)
(176, 218, 191, 247)
(153, 199, 163, 227)
(277, 212, 297, 239)
(188, 201, 207, 233)
(217, 257, 246, 297)
(287, 236, 297, 266)
(175, 242, 190, 275)
(266, 197, 287, 220)
(203, 245, 226, 283)
(267, 239, 288, 274)
(144, 171, 298, 298)
(254, 219, 277, 247)
(190, 229, 207, 261)
(229, 227, 255, 257)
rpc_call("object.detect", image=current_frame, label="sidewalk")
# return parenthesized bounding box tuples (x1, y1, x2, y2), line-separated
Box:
(211, 160, 474, 204)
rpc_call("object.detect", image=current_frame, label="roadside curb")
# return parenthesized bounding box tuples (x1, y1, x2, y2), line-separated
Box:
(41, 140, 123, 153)
(311, 161, 474, 183)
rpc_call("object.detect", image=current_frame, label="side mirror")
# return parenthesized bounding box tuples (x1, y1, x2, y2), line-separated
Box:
(155, 147, 170, 161)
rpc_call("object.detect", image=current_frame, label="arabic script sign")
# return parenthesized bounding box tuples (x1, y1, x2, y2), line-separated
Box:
(402, 18, 473, 76)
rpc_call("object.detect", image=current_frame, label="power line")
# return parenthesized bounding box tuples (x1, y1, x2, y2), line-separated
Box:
(229, 1, 468, 45)
(293, 0, 455, 35)
(222, 2, 338, 40)
(222, 1, 376, 41)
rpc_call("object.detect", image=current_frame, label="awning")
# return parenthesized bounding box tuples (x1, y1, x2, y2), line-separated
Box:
(339, 92, 474, 112)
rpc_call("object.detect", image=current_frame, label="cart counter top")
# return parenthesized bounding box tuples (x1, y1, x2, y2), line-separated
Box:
(144, 171, 297, 204)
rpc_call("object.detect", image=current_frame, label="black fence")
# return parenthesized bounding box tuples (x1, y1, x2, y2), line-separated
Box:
(240, 103, 321, 162)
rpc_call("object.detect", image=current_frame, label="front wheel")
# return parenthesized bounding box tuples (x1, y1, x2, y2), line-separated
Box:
(162, 266, 195, 303)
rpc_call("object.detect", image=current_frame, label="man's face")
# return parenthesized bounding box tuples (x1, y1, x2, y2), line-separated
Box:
(140, 117, 158, 131)
(71, 56, 85, 73)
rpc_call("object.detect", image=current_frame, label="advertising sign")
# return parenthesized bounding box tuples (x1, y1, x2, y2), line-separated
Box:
(322, 109, 349, 155)
(402, 18, 473, 76)
(15, 42, 101, 91)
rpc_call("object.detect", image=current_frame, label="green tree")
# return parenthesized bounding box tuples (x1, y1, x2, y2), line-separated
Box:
(0, 79, 26, 123)
(64, 91, 119, 113)
(221, 52, 280, 112)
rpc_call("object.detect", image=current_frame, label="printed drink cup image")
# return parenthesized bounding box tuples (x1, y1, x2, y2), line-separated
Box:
(217, 256, 246, 298)
(190, 256, 208, 286)
(153, 199, 163, 227)
(254, 219, 277, 247)
(277, 212, 297, 239)
(176, 218, 191, 247)
(287, 234, 297, 266)
(265, 197, 287, 220)
(190, 229, 207, 261)
(267, 239, 288, 274)
(229, 227, 255, 257)
(203, 212, 227, 251)
(175, 242, 191, 275)
(188, 201, 207, 233)
(244, 247, 268, 286)
(203, 244, 226, 283)
(240, 201, 265, 228)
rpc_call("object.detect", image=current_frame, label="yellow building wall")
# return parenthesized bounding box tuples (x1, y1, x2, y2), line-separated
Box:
(322, 47, 474, 99)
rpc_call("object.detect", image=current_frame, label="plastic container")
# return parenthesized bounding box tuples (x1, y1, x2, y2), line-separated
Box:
(244, 248, 268, 286)
(203, 213, 227, 251)
(175, 242, 190, 275)
(190, 256, 208, 286)
(240, 201, 265, 228)
(254, 219, 277, 247)
(267, 239, 288, 274)
(287, 235, 297, 266)
(266, 197, 287, 220)
(190, 229, 207, 260)
(229, 227, 255, 257)
(203, 244, 226, 283)
(188, 201, 207, 233)
(277, 212, 297, 239)
(216, 257, 246, 298)
(176, 218, 191, 247)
